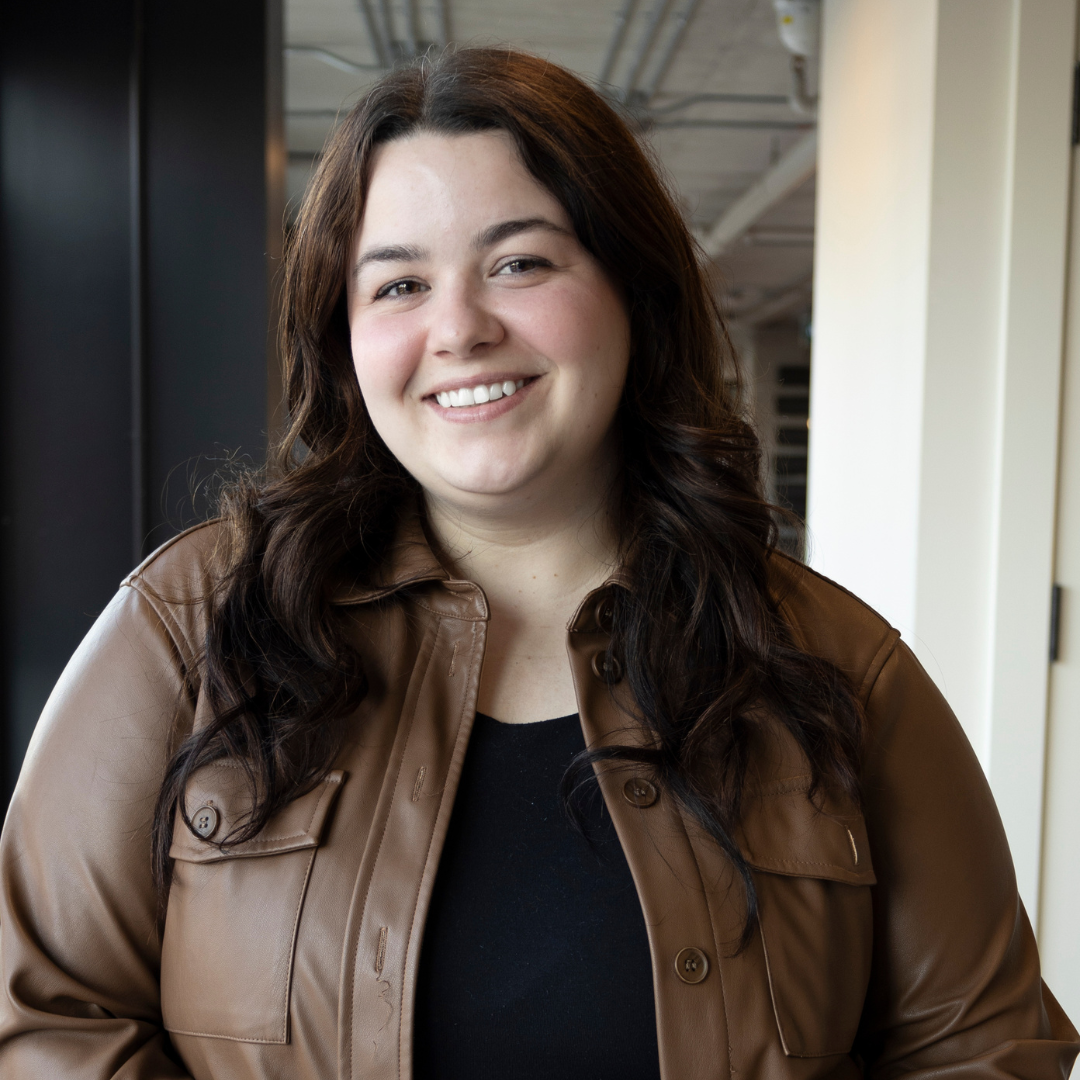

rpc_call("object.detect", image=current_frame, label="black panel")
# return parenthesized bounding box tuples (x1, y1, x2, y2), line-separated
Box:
(0, 2, 136, 799)
(0, 0, 280, 808)
(144, 0, 269, 548)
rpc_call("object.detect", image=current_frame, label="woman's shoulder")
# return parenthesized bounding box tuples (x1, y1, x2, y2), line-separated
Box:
(124, 519, 223, 598)
(120, 519, 225, 652)
(767, 550, 901, 706)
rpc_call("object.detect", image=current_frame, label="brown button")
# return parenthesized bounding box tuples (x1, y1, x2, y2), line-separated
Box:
(623, 777, 659, 808)
(674, 946, 710, 984)
(192, 805, 219, 839)
(594, 595, 615, 633)
(590, 650, 623, 683)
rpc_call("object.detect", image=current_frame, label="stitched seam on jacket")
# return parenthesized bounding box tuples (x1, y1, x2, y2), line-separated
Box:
(246, 775, 343, 843)
(410, 598, 487, 622)
(162, 1028, 286, 1044)
(345, 617, 441, 1078)
(124, 581, 197, 685)
(398, 618, 479, 1078)
(857, 628, 901, 706)
(281, 847, 318, 1042)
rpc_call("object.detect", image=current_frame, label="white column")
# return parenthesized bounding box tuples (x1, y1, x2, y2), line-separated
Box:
(1040, 130, 1080, 1021)
(809, 0, 1075, 922)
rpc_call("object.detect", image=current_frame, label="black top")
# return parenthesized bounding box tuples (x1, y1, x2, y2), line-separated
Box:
(413, 712, 662, 1080)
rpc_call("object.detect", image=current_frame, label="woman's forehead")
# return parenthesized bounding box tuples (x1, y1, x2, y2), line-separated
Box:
(355, 131, 569, 251)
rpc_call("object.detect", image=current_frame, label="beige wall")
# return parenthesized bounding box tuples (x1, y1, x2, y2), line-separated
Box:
(810, 0, 1077, 991)
(1042, 134, 1080, 1019)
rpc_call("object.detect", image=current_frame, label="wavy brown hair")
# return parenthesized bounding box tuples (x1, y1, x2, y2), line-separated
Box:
(152, 46, 864, 944)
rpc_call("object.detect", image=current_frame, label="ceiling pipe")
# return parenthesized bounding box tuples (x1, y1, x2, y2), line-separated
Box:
(403, 0, 419, 58)
(702, 129, 817, 259)
(434, 0, 450, 47)
(377, 0, 395, 61)
(284, 46, 382, 74)
(650, 91, 790, 114)
(788, 55, 818, 116)
(638, 0, 702, 105)
(598, 0, 638, 86)
(656, 118, 811, 130)
(773, 0, 820, 116)
(728, 276, 813, 326)
(355, 0, 388, 67)
(621, 0, 673, 102)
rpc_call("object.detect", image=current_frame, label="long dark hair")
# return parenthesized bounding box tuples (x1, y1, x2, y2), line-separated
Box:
(152, 46, 864, 945)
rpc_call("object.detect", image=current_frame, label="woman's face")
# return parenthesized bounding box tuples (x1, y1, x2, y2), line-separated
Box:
(346, 130, 630, 516)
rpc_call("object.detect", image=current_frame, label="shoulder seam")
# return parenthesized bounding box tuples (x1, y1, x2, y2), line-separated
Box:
(770, 550, 895, 630)
(122, 518, 222, 587)
(857, 628, 902, 707)
(121, 579, 201, 686)
(770, 550, 901, 696)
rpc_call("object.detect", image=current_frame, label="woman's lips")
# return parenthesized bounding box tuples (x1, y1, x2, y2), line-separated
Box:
(424, 376, 538, 423)
(435, 378, 525, 408)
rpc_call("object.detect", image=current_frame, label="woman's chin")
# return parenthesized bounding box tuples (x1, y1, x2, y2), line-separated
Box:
(420, 463, 546, 506)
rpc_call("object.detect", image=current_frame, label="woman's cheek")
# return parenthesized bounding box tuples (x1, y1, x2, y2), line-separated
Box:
(351, 316, 426, 400)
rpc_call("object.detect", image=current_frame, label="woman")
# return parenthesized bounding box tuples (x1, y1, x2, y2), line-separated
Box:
(0, 46, 1075, 1080)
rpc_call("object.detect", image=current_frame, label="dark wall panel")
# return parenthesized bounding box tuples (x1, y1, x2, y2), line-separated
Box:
(0, 4, 136, 796)
(0, 1, 280, 806)
(145, 0, 269, 547)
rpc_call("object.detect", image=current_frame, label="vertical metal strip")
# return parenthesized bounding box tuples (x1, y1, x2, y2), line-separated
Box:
(129, 0, 148, 565)
(265, 0, 287, 445)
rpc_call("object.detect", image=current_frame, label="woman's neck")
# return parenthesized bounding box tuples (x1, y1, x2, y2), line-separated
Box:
(422, 473, 620, 723)
(424, 484, 619, 624)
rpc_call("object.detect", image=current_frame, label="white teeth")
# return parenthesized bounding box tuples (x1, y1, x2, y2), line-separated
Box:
(434, 379, 528, 407)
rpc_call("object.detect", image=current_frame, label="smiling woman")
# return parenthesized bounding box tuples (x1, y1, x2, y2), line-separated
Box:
(0, 45, 1076, 1080)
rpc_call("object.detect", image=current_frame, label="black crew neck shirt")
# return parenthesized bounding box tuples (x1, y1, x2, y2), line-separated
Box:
(413, 712, 661, 1080)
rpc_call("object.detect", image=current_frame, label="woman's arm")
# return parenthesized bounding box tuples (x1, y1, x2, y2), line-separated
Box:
(859, 640, 1078, 1079)
(0, 583, 195, 1078)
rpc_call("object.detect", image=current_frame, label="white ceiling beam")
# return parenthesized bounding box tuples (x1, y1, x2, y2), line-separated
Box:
(703, 129, 817, 259)
(728, 275, 812, 327)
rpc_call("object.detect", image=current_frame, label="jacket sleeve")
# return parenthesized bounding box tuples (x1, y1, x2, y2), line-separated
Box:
(859, 639, 1078, 1080)
(0, 583, 194, 1078)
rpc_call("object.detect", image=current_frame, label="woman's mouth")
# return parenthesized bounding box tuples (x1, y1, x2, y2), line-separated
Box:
(434, 379, 526, 409)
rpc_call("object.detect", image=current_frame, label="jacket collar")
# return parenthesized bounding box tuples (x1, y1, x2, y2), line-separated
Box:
(328, 502, 631, 621)
(328, 507, 449, 607)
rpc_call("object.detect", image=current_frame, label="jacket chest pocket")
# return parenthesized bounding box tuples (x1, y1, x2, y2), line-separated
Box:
(740, 777, 876, 1059)
(160, 766, 345, 1044)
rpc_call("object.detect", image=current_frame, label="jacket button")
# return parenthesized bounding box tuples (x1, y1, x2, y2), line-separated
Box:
(590, 650, 623, 683)
(623, 777, 659, 808)
(192, 805, 219, 839)
(594, 595, 615, 633)
(674, 946, 710, 984)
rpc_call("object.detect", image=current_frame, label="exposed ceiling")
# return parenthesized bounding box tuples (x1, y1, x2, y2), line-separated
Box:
(283, 0, 818, 326)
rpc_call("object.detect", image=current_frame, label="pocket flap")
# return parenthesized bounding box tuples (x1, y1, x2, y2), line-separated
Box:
(169, 766, 346, 864)
(738, 775, 875, 886)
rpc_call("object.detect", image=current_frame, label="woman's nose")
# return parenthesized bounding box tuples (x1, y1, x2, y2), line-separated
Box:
(426, 282, 505, 358)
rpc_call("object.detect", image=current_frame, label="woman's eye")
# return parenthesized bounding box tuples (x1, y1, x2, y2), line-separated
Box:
(375, 279, 423, 300)
(497, 257, 548, 276)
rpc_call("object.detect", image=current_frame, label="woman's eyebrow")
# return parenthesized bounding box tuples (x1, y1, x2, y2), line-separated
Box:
(473, 217, 569, 250)
(352, 243, 426, 280)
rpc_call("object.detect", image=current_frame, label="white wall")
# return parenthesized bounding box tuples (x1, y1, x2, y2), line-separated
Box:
(1041, 135, 1080, 1022)
(810, 0, 1075, 928)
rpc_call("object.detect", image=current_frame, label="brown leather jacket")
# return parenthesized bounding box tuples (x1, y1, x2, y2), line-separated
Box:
(0, 520, 1076, 1080)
